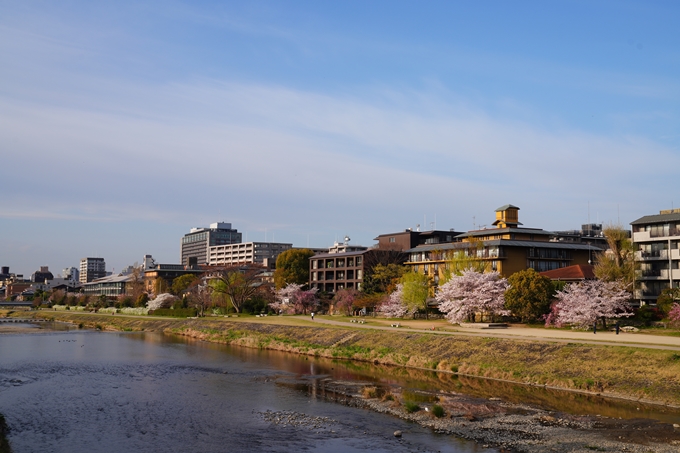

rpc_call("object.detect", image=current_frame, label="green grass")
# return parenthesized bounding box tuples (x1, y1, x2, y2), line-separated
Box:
(431, 404, 445, 418)
(404, 401, 420, 413)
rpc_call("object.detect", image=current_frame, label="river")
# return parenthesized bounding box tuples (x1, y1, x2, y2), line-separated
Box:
(0, 324, 496, 453)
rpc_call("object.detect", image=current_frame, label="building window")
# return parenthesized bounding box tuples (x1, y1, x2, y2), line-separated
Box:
(389, 237, 395, 243)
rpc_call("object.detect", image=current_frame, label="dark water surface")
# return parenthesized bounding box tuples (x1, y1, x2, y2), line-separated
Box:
(0, 330, 496, 453)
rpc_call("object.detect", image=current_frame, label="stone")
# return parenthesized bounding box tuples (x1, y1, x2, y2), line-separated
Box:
(393, 430, 402, 438)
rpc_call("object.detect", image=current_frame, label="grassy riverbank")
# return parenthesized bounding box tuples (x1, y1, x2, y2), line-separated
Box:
(7, 311, 680, 406)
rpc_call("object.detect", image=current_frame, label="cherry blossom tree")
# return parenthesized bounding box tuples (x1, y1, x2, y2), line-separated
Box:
(435, 269, 509, 324)
(667, 303, 680, 327)
(147, 293, 178, 311)
(270, 283, 319, 315)
(377, 284, 414, 318)
(333, 288, 359, 316)
(545, 279, 633, 329)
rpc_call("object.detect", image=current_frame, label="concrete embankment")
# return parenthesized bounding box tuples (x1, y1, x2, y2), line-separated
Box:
(7, 311, 680, 407)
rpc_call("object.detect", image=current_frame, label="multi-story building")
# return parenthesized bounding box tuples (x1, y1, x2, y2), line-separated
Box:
(180, 222, 242, 266)
(31, 266, 54, 283)
(208, 242, 292, 268)
(631, 208, 680, 305)
(406, 205, 600, 286)
(82, 274, 131, 297)
(62, 267, 80, 283)
(80, 257, 106, 283)
(309, 249, 406, 293)
(374, 228, 463, 251)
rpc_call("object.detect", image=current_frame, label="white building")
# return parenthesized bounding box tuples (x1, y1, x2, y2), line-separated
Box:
(632, 209, 680, 305)
(208, 242, 292, 268)
(80, 257, 106, 283)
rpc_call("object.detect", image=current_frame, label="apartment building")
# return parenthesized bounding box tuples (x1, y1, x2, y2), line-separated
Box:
(309, 249, 406, 293)
(80, 257, 106, 283)
(208, 242, 292, 268)
(180, 222, 242, 266)
(631, 209, 680, 304)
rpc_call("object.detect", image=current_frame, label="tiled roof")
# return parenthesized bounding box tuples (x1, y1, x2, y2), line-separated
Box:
(631, 212, 680, 225)
(495, 204, 520, 212)
(540, 264, 596, 280)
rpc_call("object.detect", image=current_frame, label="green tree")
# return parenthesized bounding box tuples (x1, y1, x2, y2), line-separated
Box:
(594, 224, 635, 288)
(400, 272, 430, 316)
(441, 238, 488, 284)
(274, 248, 315, 289)
(655, 287, 680, 315)
(504, 269, 555, 323)
(136, 292, 149, 308)
(171, 274, 199, 296)
(363, 263, 408, 294)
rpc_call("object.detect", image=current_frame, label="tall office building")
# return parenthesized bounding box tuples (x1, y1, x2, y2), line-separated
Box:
(80, 257, 106, 283)
(180, 222, 242, 266)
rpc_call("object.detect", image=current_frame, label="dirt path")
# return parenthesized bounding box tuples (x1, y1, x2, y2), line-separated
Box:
(305, 316, 680, 351)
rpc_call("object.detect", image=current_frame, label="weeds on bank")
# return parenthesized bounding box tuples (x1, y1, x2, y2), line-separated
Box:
(431, 404, 445, 418)
(403, 401, 420, 413)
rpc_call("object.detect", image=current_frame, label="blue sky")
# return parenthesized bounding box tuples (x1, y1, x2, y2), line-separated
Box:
(1, 1, 679, 276)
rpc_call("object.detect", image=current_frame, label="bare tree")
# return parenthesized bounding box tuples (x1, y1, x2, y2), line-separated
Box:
(207, 265, 270, 313)
(187, 279, 214, 317)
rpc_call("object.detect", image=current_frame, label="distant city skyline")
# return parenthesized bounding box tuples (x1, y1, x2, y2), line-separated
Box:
(2, 1, 679, 276)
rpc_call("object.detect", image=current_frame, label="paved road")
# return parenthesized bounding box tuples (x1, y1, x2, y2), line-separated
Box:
(305, 316, 680, 351)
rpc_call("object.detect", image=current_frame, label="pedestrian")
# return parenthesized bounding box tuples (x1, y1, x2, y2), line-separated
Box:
(615, 321, 620, 335)
(593, 321, 597, 334)
(311, 312, 314, 320)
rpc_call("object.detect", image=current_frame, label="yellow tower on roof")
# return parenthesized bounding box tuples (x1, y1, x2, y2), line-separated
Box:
(492, 204, 522, 229)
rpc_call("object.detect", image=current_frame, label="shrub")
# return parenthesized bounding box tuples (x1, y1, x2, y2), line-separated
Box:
(431, 404, 445, 418)
(119, 307, 149, 316)
(362, 386, 378, 398)
(404, 401, 420, 413)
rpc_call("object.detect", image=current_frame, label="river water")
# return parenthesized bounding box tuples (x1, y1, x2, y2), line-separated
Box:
(0, 325, 496, 453)
(2, 323, 680, 453)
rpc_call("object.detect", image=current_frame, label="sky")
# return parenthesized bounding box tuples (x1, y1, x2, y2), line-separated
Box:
(1, 0, 679, 277)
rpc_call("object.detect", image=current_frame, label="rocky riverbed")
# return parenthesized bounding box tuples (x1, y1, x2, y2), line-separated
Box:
(271, 377, 680, 453)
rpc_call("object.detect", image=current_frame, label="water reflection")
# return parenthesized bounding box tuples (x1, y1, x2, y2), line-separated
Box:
(165, 333, 680, 424)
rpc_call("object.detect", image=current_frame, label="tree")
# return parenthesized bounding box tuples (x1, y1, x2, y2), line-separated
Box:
(594, 225, 634, 287)
(147, 293, 178, 311)
(377, 284, 412, 318)
(271, 283, 318, 314)
(440, 238, 488, 283)
(361, 250, 408, 294)
(655, 287, 680, 315)
(127, 267, 146, 302)
(274, 248, 316, 289)
(332, 288, 359, 315)
(668, 303, 680, 327)
(186, 280, 214, 317)
(435, 269, 509, 324)
(504, 269, 555, 323)
(545, 279, 633, 329)
(400, 272, 430, 316)
(209, 265, 270, 314)
(362, 263, 407, 294)
(171, 274, 199, 296)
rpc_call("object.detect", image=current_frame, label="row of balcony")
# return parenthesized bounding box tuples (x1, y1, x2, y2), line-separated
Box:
(636, 249, 680, 260)
(311, 271, 360, 281)
(633, 229, 680, 242)
(636, 268, 680, 280)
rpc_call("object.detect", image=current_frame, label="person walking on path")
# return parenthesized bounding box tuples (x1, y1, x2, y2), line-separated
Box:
(311, 312, 314, 320)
